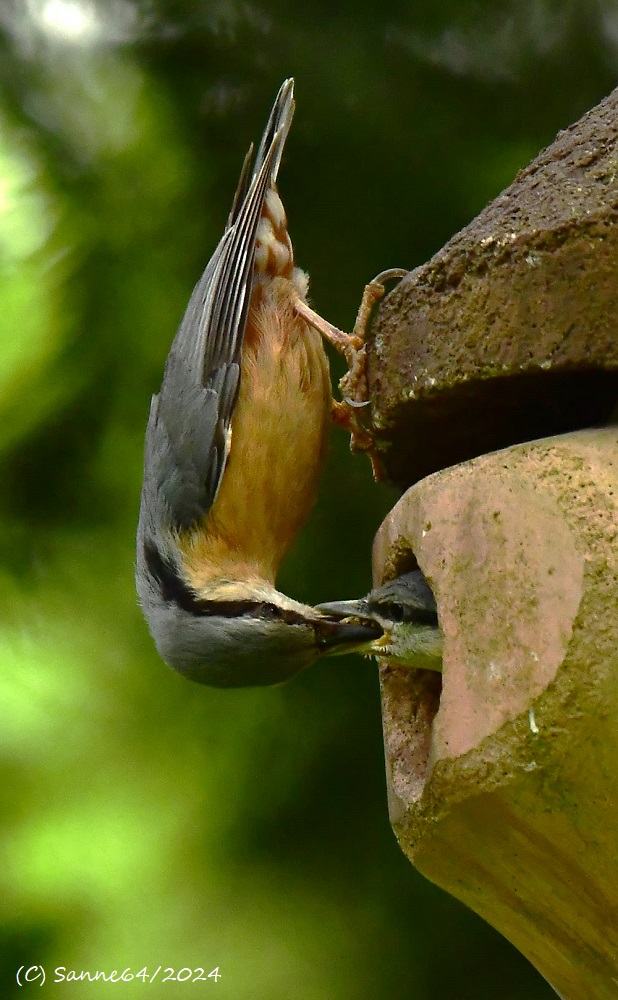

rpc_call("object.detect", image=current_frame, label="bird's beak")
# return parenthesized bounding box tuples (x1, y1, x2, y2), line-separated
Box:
(367, 631, 394, 652)
(315, 598, 370, 618)
(313, 613, 382, 654)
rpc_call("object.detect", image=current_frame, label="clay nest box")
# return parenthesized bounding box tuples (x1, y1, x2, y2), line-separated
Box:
(364, 88, 618, 1000)
(367, 86, 618, 490)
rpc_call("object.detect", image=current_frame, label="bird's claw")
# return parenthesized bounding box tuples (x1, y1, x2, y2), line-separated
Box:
(293, 268, 407, 477)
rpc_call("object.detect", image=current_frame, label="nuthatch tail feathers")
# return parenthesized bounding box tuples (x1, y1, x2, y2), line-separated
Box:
(136, 79, 386, 687)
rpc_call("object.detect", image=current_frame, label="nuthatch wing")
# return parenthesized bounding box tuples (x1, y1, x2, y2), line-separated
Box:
(136, 79, 393, 687)
(318, 570, 443, 671)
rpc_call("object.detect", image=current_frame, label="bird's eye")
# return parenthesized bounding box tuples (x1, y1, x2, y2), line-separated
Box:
(374, 601, 406, 623)
(370, 600, 439, 627)
(254, 602, 309, 627)
(258, 602, 284, 620)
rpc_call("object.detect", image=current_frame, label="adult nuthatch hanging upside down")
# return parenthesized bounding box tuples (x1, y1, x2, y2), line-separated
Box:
(318, 570, 443, 672)
(136, 78, 399, 688)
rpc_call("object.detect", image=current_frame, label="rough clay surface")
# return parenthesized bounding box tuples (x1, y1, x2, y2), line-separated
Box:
(373, 427, 618, 1000)
(368, 87, 618, 488)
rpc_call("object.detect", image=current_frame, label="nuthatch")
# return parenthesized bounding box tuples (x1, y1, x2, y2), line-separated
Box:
(136, 79, 439, 687)
(136, 80, 376, 686)
(318, 570, 443, 671)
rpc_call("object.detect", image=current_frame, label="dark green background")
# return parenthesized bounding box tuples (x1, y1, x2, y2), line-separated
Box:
(0, 1, 612, 996)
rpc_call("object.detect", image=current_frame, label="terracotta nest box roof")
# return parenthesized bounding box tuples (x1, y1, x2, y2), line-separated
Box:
(368, 86, 618, 489)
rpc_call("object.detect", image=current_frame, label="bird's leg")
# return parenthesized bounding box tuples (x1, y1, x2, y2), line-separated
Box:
(292, 296, 366, 431)
(291, 298, 353, 357)
(293, 269, 407, 463)
(340, 267, 408, 408)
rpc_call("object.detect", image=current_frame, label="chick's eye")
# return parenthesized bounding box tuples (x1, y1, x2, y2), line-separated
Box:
(373, 601, 406, 623)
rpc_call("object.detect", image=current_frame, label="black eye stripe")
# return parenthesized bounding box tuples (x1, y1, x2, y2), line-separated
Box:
(144, 540, 193, 608)
(143, 541, 309, 624)
(369, 600, 439, 627)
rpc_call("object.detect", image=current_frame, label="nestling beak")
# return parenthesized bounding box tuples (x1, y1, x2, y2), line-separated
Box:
(317, 570, 443, 671)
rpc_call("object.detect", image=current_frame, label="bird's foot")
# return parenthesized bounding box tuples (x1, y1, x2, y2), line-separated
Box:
(293, 268, 406, 475)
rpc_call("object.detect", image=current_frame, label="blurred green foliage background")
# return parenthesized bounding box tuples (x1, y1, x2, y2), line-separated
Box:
(0, 0, 614, 996)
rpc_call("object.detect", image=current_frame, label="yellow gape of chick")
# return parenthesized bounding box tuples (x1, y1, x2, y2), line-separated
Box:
(136, 79, 442, 687)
